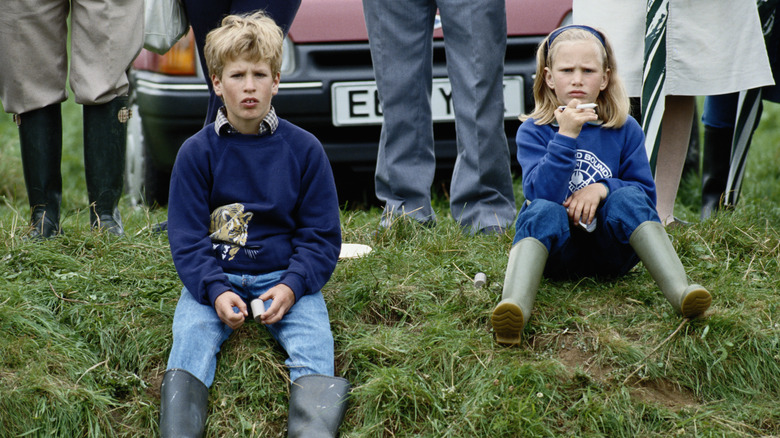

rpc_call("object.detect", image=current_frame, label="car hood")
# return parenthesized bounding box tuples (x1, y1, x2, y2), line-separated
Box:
(288, 0, 571, 43)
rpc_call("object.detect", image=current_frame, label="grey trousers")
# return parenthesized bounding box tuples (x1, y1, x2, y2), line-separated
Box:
(362, 0, 516, 231)
(0, 0, 144, 114)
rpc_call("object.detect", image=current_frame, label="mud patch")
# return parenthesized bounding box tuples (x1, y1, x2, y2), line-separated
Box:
(630, 378, 699, 411)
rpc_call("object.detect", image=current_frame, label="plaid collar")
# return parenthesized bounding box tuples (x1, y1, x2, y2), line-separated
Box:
(214, 105, 278, 136)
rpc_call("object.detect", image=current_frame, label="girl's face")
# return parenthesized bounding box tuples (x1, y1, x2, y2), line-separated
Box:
(544, 40, 610, 106)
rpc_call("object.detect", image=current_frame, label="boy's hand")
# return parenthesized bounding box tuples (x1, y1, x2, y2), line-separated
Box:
(258, 284, 295, 325)
(555, 99, 598, 139)
(564, 183, 607, 227)
(215, 291, 248, 330)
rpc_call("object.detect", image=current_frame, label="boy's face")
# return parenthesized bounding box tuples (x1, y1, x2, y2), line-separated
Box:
(212, 56, 280, 134)
(544, 40, 609, 107)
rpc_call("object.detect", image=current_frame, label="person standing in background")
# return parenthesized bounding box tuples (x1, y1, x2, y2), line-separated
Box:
(573, 0, 774, 227)
(0, 0, 145, 238)
(362, 0, 517, 234)
(699, 0, 780, 220)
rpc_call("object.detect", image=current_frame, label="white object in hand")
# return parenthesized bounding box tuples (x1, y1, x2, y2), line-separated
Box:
(558, 103, 597, 111)
(579, 217, 597, 233)
(250, 298, 265, 323)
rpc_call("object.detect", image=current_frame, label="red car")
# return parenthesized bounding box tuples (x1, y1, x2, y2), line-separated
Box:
(126, 0, 573, 205)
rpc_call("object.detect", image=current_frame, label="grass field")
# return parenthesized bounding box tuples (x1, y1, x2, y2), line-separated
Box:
(1, 96, 779, 437)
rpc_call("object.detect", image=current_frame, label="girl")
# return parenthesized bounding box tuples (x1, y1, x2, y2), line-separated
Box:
(491, 25, 712, 345)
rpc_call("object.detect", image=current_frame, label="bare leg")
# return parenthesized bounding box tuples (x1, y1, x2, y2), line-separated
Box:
(655, 95, 695, 226)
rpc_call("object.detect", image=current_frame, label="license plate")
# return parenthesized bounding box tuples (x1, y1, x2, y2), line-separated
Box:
(331, 76, 524, 127)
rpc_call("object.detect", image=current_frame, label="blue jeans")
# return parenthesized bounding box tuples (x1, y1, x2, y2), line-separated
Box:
(514, 186, 661, 278)
(166, 270, 334, 387)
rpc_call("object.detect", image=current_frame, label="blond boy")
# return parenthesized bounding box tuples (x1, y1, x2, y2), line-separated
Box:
(159, 11, 349, 437)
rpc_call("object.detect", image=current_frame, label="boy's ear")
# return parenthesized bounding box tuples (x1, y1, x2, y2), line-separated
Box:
(600, 68, 610, 91)
(212, 74, 223, 97)
(544, 67, 555, 90)
(272, 72, 280, 95)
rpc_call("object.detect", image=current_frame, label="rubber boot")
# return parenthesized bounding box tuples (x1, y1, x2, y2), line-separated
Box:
(491, 237, 548, 345)
(83, 96, 130, 236)
(159, 369, 208, 438)
(700, 125, 732, 220)
(18, 104, 63, 239)
(287, 374, 350, 438)
(630, 221, 712, 318)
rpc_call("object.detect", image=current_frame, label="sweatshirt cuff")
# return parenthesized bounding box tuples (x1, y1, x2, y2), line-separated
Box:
(206, 281, 233, 307)
(281, 272, 307, 303)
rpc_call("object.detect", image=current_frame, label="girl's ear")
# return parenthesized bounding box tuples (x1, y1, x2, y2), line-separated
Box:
(544, 67, 555, 90)
(600, 68, 611, 91)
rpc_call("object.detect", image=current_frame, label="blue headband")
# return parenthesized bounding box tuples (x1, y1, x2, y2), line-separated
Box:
(547, 25, 606, 53)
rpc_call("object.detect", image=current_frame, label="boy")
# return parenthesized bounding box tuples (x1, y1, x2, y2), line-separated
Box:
(159, 12, 349, 437)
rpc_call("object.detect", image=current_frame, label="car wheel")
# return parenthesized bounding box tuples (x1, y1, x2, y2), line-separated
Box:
(125, 103, 171, 207)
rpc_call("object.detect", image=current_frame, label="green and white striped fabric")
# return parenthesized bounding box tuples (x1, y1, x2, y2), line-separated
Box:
(640, 0, 669, 176)
(725, 0, 778, 206)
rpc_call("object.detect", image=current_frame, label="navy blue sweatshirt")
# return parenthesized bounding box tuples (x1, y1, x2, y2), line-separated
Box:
(167, 118, 341, 306)
(516, 116, 656, 205)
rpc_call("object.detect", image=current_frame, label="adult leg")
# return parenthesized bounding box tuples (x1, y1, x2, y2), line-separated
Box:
(437, 0, 516, 233)
(654, 95, 695, 226)
(1, 0, 69, 238)
(182, 0, 301, 125)
(71, 0, 143, 235)
(363, 0, 438, 225)
(700, 94, 738, 220)
(18, 105, 64, 239)
(83, 97, 130, 235)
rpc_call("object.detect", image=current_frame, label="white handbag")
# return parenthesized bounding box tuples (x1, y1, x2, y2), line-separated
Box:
(143, 0, 189, 55)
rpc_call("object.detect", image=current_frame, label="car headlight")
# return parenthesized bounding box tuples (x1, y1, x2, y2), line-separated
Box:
(281, 37, 295, 76)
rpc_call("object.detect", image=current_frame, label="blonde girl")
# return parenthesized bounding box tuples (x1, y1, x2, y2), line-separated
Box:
(491, 25, 711, 345)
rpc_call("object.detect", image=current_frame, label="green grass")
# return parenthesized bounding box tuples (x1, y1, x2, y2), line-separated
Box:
(1, 96, 779, 437)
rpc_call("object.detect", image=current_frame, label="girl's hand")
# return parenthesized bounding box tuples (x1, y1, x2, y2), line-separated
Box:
(555, 99, 598, 139)
(563, 183, 607, 227)
(258, 284, 296, 325)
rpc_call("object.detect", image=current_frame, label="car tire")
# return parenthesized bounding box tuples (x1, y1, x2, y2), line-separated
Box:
(125, 103, 170, 207)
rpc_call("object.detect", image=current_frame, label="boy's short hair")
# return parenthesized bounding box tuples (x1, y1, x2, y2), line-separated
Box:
(204, 10, 284, 80)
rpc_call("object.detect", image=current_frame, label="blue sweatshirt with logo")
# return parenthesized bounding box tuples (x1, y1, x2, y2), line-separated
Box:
(516, 116, 656, 205)
(167, 118, 341, 307)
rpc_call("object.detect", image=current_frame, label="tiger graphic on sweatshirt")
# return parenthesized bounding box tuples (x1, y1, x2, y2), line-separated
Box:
(209, 203, 254, 261)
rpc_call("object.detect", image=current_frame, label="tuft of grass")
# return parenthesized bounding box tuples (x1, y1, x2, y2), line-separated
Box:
(1, 97, 779, 436)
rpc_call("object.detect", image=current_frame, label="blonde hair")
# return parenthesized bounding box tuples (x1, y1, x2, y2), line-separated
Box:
(523, 26, 630, 128)
(204, 10, 284, 80)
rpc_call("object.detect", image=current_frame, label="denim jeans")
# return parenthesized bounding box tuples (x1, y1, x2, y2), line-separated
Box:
(514, 186, 661, 278)
(166, 270, 334, 387)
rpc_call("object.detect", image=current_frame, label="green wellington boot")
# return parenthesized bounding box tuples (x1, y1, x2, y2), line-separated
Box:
(630, 221, 712, 317)
(83, 97, 130, 236)
(18, 104, 63, 239)
(287, 374, 350, 438)
(159, 369, 208, 438)
(491, 237, 548, 345)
